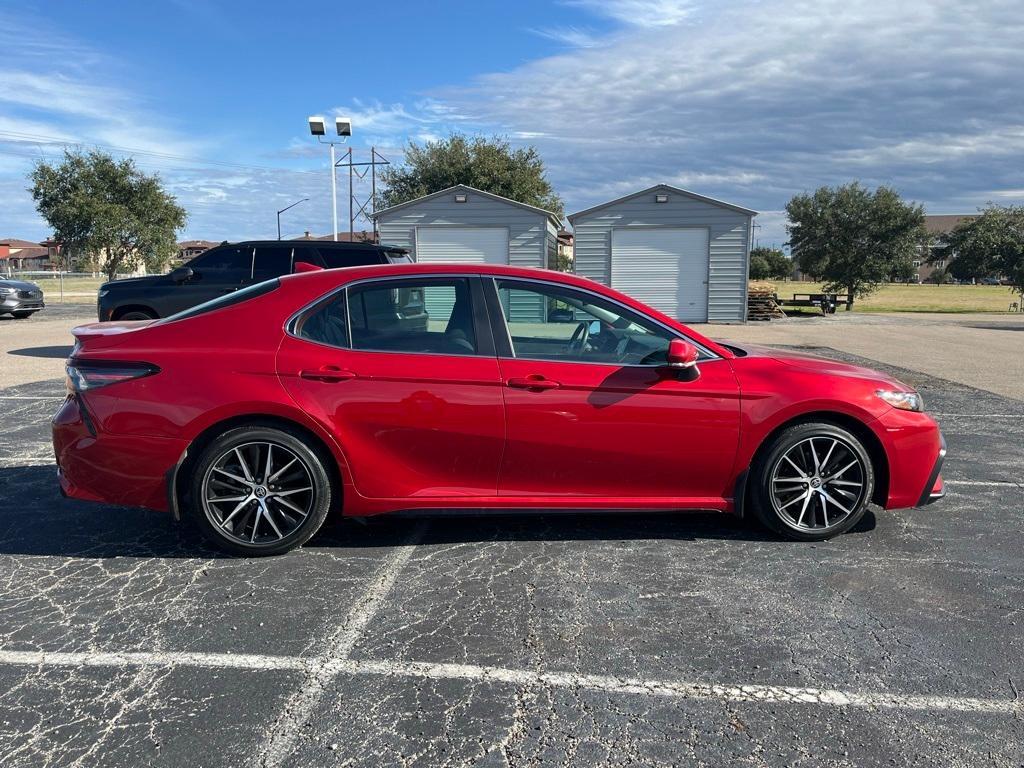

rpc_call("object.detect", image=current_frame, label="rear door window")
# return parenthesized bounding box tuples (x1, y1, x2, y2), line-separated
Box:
(188, 245, 252, 283)
(253, 246, 294, 281)
(347, 277, 479, 356)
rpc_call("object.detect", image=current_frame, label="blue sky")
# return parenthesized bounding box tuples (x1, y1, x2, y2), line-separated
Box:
(2, 0, 1022, 248)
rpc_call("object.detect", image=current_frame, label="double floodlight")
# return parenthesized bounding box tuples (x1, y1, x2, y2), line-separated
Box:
(308, 115, 352, 138)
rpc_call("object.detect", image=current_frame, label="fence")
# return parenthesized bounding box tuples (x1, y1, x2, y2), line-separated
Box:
(1, 270, 137, 303)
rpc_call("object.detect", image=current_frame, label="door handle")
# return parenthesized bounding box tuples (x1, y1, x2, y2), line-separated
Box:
(299, 367, 356, 383)
(507, 376, 560, 391)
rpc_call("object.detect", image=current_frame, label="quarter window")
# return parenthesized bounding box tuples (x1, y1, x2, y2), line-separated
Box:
(295, 291, 348, 347)
(493, 279, 680, 366)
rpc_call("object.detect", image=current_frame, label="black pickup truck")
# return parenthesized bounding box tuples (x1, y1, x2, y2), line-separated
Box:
(97, 240, 411, 321)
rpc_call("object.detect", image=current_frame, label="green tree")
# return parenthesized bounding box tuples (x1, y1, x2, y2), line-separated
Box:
(30, 150, 187, 281)
(785, 182, 924, 310)
(944, 205, 1024, 298)
(380, 134, 563, 217)
(748, 246, 792, 280)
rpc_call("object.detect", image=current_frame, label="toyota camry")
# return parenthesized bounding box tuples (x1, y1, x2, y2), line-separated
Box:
(52, 264, 945, 555)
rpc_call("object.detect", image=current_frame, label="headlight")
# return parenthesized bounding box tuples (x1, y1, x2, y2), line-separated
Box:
(0, 287, 15, 295)
(876, 389, 924, 412)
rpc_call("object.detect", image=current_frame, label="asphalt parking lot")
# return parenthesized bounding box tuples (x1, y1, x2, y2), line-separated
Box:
(0, 312, 1022, 766)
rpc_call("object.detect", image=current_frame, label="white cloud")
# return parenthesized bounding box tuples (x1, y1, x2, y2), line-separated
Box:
(565, 0, 696, 27)
(530, 26, 603, 48)
(434, 0, 1024, 246)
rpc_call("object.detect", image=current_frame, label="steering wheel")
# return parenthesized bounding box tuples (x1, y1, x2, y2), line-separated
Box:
(567, 321, 590, 357)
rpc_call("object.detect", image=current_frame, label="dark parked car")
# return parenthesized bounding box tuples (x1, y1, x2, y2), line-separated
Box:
(0, 278, 44, 318)
(97, 240, 411, 321)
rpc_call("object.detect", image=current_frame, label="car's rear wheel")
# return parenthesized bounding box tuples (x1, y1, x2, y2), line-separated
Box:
(751, 422, 874, 541)
(118, 309, 157, 321)
(188, 425, 334, 555)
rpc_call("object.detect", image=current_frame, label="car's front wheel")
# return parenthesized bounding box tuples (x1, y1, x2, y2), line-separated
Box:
(188, 425, 334, 555)
(750, 422, 874, 541)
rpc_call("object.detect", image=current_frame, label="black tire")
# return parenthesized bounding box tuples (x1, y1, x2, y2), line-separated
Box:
(117, 309, 157, 321)
(750, 422, 874, 541)
(187, 425, 335, 556)
(12, 311, 37, 319)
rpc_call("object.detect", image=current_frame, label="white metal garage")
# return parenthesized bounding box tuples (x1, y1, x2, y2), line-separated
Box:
(570, 184, 757, 323)
(415, 227, 509, 266)
(611, 228, 710, 322)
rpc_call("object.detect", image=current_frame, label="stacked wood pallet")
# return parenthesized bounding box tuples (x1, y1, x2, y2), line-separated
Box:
(747, 283, 786, 321)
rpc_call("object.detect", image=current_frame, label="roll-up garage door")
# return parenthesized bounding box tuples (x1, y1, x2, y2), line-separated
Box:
(415, 227, 509, 265)
(611, 228, 709, 322)
(415, 227, 509, 321)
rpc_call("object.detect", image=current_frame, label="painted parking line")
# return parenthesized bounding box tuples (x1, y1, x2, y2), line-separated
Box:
(945, 480, 1020, 488)
(0, 396, 65, 401)
(930, 413, 1023, 418)
(257, 520, 429, 767)
(0, 649, 1017, 717)
(0, 457, 53, 467)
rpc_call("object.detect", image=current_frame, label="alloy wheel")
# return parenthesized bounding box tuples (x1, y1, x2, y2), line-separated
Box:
(201, 441, 315, 546)
(769, 436, 867, 532)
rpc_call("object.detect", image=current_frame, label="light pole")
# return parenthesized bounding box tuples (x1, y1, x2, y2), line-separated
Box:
(276, 198, 309, 240)
(308, 116, 352, 241)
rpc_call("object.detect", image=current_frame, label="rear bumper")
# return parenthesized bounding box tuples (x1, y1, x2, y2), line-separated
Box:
(52, 396, 186, 512)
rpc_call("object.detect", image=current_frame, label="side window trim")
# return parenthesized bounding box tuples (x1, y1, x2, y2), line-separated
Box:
(485, 276, 720, 365)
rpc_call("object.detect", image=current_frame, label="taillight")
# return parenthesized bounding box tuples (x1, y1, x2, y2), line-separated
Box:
(65, 360, 159, 393)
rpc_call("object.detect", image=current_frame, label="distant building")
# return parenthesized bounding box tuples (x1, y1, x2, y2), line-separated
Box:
(915, 214, 978, 283)
(0, 238, 50, 273)
(177, 240, 220, 263)
(293, 230, 377, 243)
(555, 229, 574, 270)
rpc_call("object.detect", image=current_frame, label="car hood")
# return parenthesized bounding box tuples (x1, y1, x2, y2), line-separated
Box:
(100, 275, 164, 290)
(719, 341, 911, 390)
(0, 279, 41, 291)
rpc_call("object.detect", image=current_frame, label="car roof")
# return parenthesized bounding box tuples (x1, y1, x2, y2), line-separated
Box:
(223, 240, 407, 252)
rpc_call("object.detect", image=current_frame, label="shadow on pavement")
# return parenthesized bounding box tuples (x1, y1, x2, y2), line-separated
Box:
(0, 464, 876, 559)
(8, 345, 75, 359)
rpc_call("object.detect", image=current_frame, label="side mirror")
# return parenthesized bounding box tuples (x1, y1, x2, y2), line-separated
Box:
(666, 338, 699, 369)
(170, 266, 194, 283)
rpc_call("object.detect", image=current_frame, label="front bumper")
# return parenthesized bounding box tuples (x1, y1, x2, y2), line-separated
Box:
(873, 408, 946, 510)
(52, 395, 186, 512)
(1, 293, 44, 314)
(917, 434, 946, 506)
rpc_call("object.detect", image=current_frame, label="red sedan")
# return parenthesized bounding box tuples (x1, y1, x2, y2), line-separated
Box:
(53, 264, 945, 555)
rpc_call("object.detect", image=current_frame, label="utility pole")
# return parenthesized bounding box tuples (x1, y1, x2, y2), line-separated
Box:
(332, 147, 390, 240)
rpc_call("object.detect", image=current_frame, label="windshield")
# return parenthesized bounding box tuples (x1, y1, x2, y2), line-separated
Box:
(156, 278, 280, 324)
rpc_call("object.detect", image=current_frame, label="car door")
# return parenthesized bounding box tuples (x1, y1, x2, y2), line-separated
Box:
(277, 274, 506, 499)
(487, 277, 741, 502)
(170, 245, 252, 313)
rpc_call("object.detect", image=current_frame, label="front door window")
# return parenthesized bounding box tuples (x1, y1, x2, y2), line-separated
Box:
(494, 278, 680, 366)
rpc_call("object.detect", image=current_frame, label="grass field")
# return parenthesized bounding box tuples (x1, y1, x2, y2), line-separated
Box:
(10, 274, 1022, 314)
(763, 281, 1022, 314)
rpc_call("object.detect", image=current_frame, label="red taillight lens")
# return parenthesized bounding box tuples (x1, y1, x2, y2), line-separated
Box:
(65, 361, 159, 393)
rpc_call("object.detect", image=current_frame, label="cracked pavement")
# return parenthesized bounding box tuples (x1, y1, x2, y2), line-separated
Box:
(0, 326, 1022, 766)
